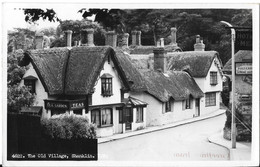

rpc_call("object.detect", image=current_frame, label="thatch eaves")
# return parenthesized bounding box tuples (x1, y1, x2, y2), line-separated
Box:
(167, 51, 220, 77)
(24, 48, 70, 95)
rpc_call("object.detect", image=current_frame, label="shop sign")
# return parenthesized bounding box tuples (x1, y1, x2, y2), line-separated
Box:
(235, 29, 252, 50)
(235, 62, 252, 75)
(45, 101, 69, 110)
(71, 102, 85, 109)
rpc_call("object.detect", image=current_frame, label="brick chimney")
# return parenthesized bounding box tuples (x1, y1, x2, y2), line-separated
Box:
(65, 30, 72, 47)
(170, 27, 177, 46)
(35, 32, 44, 49)
(118, 33, 129, 48)
(131, 30, 137, 46)
(194, 35, 205, 51)
(136, 31, 142, 46)
(153, 47, 167, 73)
(81, 28, 95, 46)
(105, 31, 117, 47)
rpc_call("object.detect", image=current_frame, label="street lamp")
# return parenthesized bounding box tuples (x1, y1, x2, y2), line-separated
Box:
(220, 21, 236, 149)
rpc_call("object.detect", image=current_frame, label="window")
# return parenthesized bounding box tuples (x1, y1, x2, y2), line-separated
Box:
(101, 74, 113, 97)
(210, 72, 218, 85)
(51, 109, 66, 116)
(91, 108, 113, 127)
(205, 92, 216, 106)
(165, 101, 172, 112)
(24, 79, 36, 94)
(136, 107, 143, 122)
(119, 109, 123, 123)
(182, 98, 193, 110)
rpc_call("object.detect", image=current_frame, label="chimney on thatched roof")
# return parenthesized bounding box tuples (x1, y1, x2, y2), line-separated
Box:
(81, 28, 95, 46)
(131, 30, 137, 46)
(35, 32, 44, 49)
(136, 31, 142, 46)
(170, 27, 178, 46)
(106, 31, 117, 47)
(194, 35, 205, 51)
(65, 30, 72, 47)
(153, 47, 167, 73)
(118, 33, 129, 48)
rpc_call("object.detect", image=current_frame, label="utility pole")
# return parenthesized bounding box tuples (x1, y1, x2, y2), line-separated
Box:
(220, 21, 236, 148)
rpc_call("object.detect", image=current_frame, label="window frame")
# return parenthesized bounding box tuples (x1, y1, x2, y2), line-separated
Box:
(205, 92, 216, 107)
(91, 108, 113, 127)
(210, 71, 218, 85)
(101, 77, 113, 97)
(24, 79, 36, 94)
(165, 100, 172, 113)
(136, 107, 144, 123)
(182, 98, 193, 110)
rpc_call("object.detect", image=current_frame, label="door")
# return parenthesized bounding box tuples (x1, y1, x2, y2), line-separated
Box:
(124, 108, 132, 130)
(195, 99, 200, 116)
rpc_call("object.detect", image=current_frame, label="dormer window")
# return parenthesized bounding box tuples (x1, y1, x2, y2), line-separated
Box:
(23, 75, 38, 94)
(101, 73, 113, 97)
(210, 72, 218, 85)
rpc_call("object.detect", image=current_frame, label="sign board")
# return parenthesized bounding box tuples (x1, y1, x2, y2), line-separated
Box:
(44, 99, 86, 110)
(235, 29, 252, 50)
(235, 62, 252, 75)
(45, 101, 69, 110)
(70, 102, 85, 110)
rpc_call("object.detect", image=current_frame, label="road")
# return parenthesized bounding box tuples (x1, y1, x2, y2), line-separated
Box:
(98, 113, 229, 161)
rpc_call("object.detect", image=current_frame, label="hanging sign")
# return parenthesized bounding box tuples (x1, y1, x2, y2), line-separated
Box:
(235, 29, 252, 50)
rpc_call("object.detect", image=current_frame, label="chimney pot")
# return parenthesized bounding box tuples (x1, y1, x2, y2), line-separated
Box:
(35, 32, 44, 49)
(170, 27, 177, 46)
(136, 31, 142, 46)
(131, 31, 137, 46)
(106, 31, 117, 47)
(81, 28, 95, 46)
(153, 47, 167, 73)
(118, 33, 129, 48)
(194, 35, 205, 51)
(65, 30, 72, 47)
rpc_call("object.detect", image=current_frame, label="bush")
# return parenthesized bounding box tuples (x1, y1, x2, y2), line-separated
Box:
(41, 114, 97, 139)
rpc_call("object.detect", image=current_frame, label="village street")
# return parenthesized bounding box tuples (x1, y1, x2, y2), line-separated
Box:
(98, 113, 230, 161)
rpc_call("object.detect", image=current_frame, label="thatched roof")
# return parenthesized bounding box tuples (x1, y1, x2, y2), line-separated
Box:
(143, 70, 204, 102)
(24, 48, 70, 95)
(223, 50, 252, 72)
(167, 51, 220, 77)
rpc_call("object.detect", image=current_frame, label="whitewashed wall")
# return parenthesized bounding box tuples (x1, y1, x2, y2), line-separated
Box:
(92, 60, 122, 105)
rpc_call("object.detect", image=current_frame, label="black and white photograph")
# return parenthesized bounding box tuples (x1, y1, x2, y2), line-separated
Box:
(1, 1, 259, 166)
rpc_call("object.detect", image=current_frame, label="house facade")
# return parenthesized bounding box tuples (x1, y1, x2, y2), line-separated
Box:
(19, 28, 222, 137)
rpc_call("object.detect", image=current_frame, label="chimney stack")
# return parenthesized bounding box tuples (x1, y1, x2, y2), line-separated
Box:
(153, 47, 167, 73)
(136, 31, 142, 46)
(160, 38, 164, 47)
(170, 27, 177, 46)
(106, 31, 117, 47)
(131, 30, 137, 46)
(35, 32, 44, 49)
(81, 28, 95, 46)
(65, 30, 72, 47)
(118, 33, 129, 48)
(194, 35, 205, 51)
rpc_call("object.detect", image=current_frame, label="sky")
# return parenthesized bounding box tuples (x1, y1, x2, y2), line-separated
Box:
(4, 4, 94, 31)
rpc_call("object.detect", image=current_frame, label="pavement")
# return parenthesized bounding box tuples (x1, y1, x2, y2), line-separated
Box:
(98, 109, 226, 144)
(208, 130, 251, 161)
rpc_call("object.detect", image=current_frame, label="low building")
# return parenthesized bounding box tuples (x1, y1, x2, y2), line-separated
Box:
(20, 28, 223, 137)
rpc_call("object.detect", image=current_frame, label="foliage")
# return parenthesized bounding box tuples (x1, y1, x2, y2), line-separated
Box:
(7, 50, 28, 86)
(7, 85, 35, 113)
(24, 8, 60, 23)
(51, 19, 106, 47)
(41, 114, 97, 139)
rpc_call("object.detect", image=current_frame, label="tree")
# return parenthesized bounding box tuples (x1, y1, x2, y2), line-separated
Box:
(8, 85, 35, 113)
(24, 8, 60, 23)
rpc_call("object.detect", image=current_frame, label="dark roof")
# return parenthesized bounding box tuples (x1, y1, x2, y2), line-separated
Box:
(114, 49, 147, 91)
(24, 48, 70, 95)
(23, 75, 38, 80)
(223, 50, 252, 72)
(168, 51, 220, 77)
(129, 45, 181, 55)
(143, 70, 204, 102)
